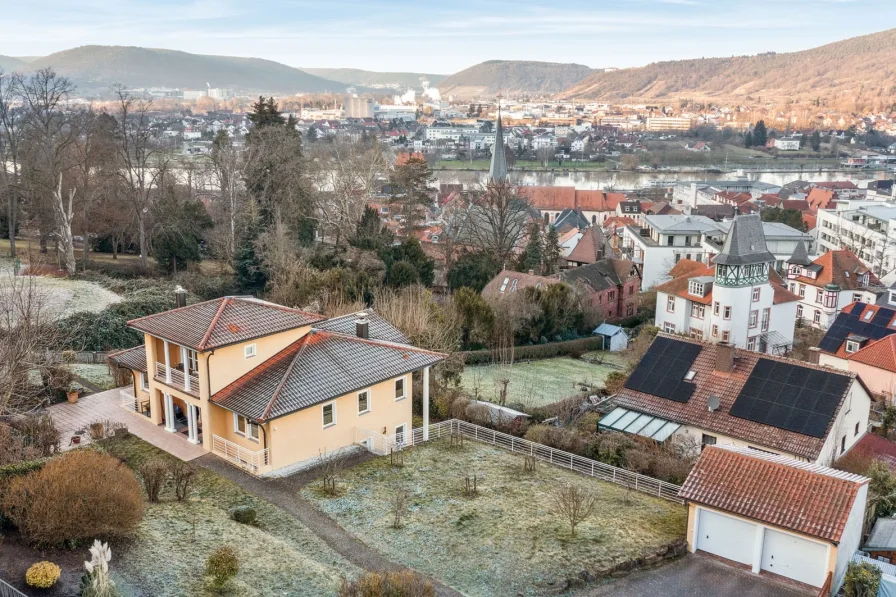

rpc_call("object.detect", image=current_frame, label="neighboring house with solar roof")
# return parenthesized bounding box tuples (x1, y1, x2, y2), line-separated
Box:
(785, 243, 883, 329)
(602, 334, 872, 465)
(653, 214, 800, 354)
(679, 445, 868, 592)
(816, 301, 896, 401)
(109, 298, 445, 476)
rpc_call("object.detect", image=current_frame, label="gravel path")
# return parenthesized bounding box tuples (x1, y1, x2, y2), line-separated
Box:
(196, 454, 465, 597)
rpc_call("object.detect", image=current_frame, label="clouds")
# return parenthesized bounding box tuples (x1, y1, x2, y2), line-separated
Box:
(2, 0, 894, 73)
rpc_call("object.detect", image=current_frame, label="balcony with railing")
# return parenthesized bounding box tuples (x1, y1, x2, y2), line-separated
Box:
(119, 389, 151, 417)
(154, 362, 200, 397)
(212, 435, 269, 474)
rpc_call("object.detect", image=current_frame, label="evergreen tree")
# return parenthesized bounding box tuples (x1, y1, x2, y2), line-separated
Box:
(753, 120, 768, 147)
(380, 237, 434, 287)
(388, 157, 435, 235)
(351, 206, 394, 252)
(744, 131, 754, 148)
(542, 225, 561, 275)
(517, 223, 543, 273)
(247, 96, 286, 129)
(447, 251, 500, 293)
(233, 203, 267, 293)
(811, 130, 822, 152)
(152, 191, 213, 274)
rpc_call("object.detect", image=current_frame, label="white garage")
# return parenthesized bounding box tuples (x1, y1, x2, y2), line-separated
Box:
(681, 446, 869, 595)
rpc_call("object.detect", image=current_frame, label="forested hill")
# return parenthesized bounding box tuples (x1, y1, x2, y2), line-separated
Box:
(438, 60, 594, 97)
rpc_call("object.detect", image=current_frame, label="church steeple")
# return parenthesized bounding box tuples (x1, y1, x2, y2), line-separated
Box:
(489, 96, 508, 184)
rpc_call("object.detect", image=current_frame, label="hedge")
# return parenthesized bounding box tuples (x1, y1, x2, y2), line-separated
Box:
(0, 457, 50, 479)
(461, 336, 607, 365)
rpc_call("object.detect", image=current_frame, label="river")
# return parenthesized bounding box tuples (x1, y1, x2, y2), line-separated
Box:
(434, 168, 886, 190)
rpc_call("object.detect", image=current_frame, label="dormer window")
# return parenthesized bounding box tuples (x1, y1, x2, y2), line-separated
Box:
(846, 340, 860, 354)
(889, 290, 896, 306)
(688, 281, 704, 296)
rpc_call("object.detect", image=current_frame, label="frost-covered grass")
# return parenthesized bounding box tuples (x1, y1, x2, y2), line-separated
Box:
(459, 353, 628, 408)
(102, 436, 358, 597)
(65, 364, 117, 391)
(0, 255, 122, 317)
(303, 439, 686, 597)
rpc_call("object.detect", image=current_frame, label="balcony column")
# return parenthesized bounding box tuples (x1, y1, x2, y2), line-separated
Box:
(422, 367, 430, 441)
(163, 340, 172, 383)
(187, 404, 200, 444)
(181, 346, 191, 392)
(163, 393, 176, 432)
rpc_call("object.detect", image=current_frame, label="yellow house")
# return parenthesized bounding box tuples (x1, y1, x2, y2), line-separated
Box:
(109, 297, 445, 475)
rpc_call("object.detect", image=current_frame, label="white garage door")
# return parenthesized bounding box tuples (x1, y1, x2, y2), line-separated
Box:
(760, 529, 828, 587)
(696, 508, 757, 566)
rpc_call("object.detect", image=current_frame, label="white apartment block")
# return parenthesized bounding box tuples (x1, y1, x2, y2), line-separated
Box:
(816, 201, 896, 277)
(645, 117, 693, 132)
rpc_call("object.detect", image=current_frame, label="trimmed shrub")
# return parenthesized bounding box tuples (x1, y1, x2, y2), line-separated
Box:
(844, 561, 882, 597)
(230, 505, 257, 525)
(338, 570, 435, 597)
(140, 458, 168, 503)
(2, 451, 144, 546)
(26, 561, 61, 589)
(206, 545, 239, 591)
(461, 336, 606, 365)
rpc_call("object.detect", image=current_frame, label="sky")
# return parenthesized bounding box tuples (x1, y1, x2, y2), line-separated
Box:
(3, 0, 896, 74)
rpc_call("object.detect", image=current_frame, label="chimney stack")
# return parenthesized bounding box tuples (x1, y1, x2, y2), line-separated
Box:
(174, 285, 187, 308)
(355, 311, 369, 339)
(715, 342, 734, 373)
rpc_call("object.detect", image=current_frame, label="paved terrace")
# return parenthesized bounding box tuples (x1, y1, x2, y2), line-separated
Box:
(47, 387, 205, 461)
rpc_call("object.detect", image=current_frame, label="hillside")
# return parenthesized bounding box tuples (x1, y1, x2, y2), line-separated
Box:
(22, 46, 346, 95)
(0, 55, 27, 71)
(439, 60, 593, 97)
(301, 68, 445, 89)
(562, 28, 896, 106)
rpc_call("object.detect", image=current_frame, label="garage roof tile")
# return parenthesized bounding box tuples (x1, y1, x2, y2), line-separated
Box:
(679, 445, 868, 543)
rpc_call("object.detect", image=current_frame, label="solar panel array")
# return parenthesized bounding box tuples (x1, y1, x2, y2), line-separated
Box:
(624, 336, 701, 403)
(818, 304, 896, 353)
(729, 358, 850, 438)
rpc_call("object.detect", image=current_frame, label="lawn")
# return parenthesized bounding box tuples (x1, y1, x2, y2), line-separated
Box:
(66, 363, 118, 391)
(459, 352, 628, 408)
(303, 439, 686, 597)
(99, 436, 359, 597)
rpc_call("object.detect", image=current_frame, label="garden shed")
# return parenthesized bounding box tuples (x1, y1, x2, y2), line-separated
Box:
(592, 323, 628, 351)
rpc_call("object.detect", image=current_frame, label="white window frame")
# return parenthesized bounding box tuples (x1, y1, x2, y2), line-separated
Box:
(233, 413, 259, 442)
(663, 322, 676, 333)
(712, 324, 719, 337)
(747, 336, 757, 351)
(799, 284, 806, 298)
(749, 310, 758, 328)
(723, 306, 731, 320)
(358, 389, 371, 414)
(187, 349, 199, 374)
(816, 289, 824, 304)
(797, 304, 804, 318)
(244, 343, 257, 359)
(139, 371, 149, 391)
(395, 423, 407, 445)
(322, 402, 336, 428)
(233, 412, 245, 436)
(853, 293, 863, 303)
(395, 377, 406, 401)
(752, 287, 760, 302)
(845, 340, 860, 354)
(813, 310, 822, 324)
(690, 303, 705, 319)
(713, 301, 720, 316)
(722, 330, 730, 342)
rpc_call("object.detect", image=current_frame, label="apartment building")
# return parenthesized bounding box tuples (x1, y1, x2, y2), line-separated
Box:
(816, 200, 896, 276)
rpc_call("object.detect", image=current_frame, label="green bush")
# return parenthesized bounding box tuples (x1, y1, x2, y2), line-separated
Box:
(229, 505, 257, 525)
(461, 336, 606, 365)
(175, 272, 239, 301)
(206, 545, 239, 591)
(0, 458, 49, 479)
(844, 561, 882, 597)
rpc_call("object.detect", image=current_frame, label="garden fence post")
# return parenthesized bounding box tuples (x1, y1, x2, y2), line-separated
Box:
(591, 462, 594, 477)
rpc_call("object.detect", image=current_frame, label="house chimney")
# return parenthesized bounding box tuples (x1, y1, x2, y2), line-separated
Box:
(174, 285, 187, 308)
(715, 342, 734, 373)
(807, 346, 821, 365)
(355, 311, 369, 339)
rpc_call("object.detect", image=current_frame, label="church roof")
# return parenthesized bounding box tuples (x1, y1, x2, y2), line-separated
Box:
(489, 110, 508, 184)
(713, 214, 775, 266)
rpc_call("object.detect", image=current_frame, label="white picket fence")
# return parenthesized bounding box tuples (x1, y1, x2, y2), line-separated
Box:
(357, 419, 683, 504)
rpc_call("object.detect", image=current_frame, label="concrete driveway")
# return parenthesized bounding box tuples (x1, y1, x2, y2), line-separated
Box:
(581, 553, 814, 597)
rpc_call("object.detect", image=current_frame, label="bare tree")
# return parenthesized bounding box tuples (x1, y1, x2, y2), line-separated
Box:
(0, 69, 22, 257)
(113, 86, 169, 271)
(551, 483, 596, 537)
(318, 448, 350, 496)
(208, 131, 245, 260)
(0, 272, 70, 415)
(390, 485, 409, 529)
(461, 181, 533, 268)
(50, 174, 76, 274)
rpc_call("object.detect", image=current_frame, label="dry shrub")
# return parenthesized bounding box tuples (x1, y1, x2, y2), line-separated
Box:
(449, 397, 470, 420)
(338, 571, 434, 597)
(140, 458, 168, 502)
(0, 422, 42, 465)
(170, 461, 197, 501)
(2, 450, 144, 546)
(11, 414, 60, 457)
(836, 444, 876, 475)
(464, 403, 491, 425)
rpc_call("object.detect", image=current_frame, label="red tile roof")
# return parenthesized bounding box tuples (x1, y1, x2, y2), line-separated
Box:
(481, 269, 558, 299)
(679, 445, 867, 543)
(128, 297, 325, 351)
(654, 262, 799, 306)
(848, 335, 896, 372)
(615, 335, 859, 459)
(790, 250, 877, 290)
(844, 433, 896, 469)
(806, 188, 837, 210)
(517, 187, 623, 212)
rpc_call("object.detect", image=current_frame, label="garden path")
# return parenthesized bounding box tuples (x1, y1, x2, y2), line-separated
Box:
(196, 454, 465, 597)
